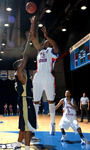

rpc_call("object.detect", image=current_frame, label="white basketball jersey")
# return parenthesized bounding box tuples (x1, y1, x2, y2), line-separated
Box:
(63, 98, 76, 116)
(36, 47, 59, 73)
(80, 97, 89, 105)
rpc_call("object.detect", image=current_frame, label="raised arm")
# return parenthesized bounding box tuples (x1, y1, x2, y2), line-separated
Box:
(30, 16, 42, 52)
(41, 26, 59, 54)
(16, 32, 32, 84)
(18, 32, 31, 72)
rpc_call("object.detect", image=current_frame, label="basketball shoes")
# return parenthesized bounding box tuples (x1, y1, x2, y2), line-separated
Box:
(13, 146, 21, 150)
(50, 123, 55, 135)
(61, 134, 67, 142)
(81, 137, 86, 145)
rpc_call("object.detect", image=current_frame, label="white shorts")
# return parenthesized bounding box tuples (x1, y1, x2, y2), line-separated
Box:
(59, 115, 80, 134)
(33, 73, 55, 101)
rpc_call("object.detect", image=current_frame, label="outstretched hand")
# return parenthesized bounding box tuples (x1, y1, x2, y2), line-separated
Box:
(30, 16, 36, 24)
(41, 26, 48, 38)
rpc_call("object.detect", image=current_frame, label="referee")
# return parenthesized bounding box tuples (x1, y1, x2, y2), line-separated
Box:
(80, 93, 89, 123)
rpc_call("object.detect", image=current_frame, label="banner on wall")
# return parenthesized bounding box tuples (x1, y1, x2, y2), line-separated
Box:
(8, 70, 15, 80)
(0, 70, 34, 80)
(0, 70, 8, 80)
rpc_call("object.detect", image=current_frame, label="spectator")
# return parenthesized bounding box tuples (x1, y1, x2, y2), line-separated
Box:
(4, 103, 8, 115)
(9, 104, 13, 115)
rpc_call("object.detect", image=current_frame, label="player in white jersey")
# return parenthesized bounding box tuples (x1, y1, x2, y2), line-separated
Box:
(55, 90, 86, 145)
(30, 16, 59, 135)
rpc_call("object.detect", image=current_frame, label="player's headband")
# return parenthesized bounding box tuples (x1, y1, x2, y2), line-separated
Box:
(13, 59, 22, 70)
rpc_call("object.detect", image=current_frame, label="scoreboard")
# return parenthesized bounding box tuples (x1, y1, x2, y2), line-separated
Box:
(70, 33, 90, 70)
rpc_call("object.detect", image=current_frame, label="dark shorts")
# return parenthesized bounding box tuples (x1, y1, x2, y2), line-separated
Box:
(18, 96, 36, 132)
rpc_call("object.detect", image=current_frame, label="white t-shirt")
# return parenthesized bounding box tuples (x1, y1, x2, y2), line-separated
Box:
(80, 97, 89, 105)
(36, 47, 59, 73)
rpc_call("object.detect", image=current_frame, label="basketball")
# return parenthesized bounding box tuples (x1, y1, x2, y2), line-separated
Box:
(26, 2, 37, 14)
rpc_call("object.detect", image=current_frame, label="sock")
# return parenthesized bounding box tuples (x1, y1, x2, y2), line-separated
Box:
(25, 145, 30, 150)
(49, 103, 55, 124)
(33, 104, 39, 117)
(16, 141, 21, 147)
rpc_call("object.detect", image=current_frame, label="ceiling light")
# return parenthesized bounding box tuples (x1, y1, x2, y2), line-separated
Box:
(2, 43, 5, 46)
(1, 51, 4, 54)
(4, 23, 9, 27)
(62, 28, 67, 32)
(0, 59, 2, 61)
(81, 6, 87, 10)
(30, 42, 32, 45)
(38, 24, 43, 27)
(45, 9, 51, 13)
(6, 7, 12, 11)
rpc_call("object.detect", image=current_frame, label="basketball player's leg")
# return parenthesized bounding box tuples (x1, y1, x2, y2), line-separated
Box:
(45, 75, 56, 135)
(59, 117, 69, 141)
(26, 97, 38, 143)
(16, 131, 32, 150)
(77, 127, 84, 138)
(77, 127, 86, 144)
(46, 99, 55, 134)
(71, 117, 85, 145)
(25, 131, 31, 150)
(23, 97, 37, 149)
(18, 130, 25, 142)
(33, 101, 40, 117)
(13, 130, 25, 150)
(13, 96, 25, 150)
(60, 128, 67, 142)
(61, 128, 66, 135)
(48, 100, 55, 125)
(33, 76, 43, 118)
(46, 100, 55, 135)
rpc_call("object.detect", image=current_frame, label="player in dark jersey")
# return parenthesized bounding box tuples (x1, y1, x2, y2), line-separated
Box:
(13, 32, 37, 150)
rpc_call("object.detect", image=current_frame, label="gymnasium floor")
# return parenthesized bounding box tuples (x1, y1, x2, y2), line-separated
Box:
(0, 114, 90, 150)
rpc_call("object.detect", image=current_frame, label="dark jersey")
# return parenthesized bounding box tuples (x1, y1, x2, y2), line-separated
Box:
(15, 70, 33, 97)
(14, 70, 36, 132)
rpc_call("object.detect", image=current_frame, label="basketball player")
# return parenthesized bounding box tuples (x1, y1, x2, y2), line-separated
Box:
(30, 16, 59, 135)
(55, 90, 86, 145)
(13, 32, 37, 150)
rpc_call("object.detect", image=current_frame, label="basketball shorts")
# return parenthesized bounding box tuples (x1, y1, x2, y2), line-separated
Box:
(59, 115, 80, 134)
(33, 73, 55, 101)
(18, 96, 37, 132)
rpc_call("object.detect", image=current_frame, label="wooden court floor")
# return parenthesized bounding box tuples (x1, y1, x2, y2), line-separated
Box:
(0, 114, 90, 150)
